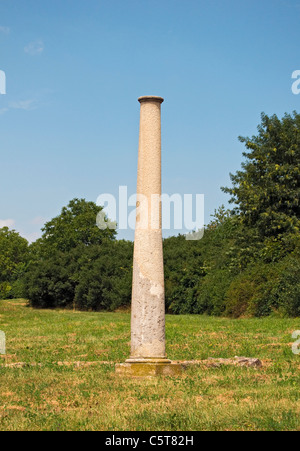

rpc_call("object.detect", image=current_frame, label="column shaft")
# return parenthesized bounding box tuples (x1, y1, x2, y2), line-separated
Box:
(116, 96, 182, 377)
(130, 96, 166, 360)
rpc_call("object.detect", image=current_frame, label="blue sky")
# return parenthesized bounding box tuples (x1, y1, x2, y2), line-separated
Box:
(0, 0, 300, 241)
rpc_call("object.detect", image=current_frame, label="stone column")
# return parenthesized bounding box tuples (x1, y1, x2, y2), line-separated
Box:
(116, 96, 182, 377)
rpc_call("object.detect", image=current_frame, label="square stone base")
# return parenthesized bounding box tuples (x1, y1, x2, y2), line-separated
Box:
(115, 361, 183, 378)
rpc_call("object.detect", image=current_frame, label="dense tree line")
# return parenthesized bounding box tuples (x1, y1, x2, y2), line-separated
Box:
(23, 199, 133, 311)
(0, 227, 29, 299)
(0, 112, 299, 317)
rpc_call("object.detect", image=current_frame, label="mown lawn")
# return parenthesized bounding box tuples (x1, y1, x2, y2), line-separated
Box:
(0, 299, 299, 431)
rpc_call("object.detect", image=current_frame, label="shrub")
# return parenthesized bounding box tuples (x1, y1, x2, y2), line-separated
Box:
(196, 269, 235, 316)
(224, 254, 300, 318)
(24, 241, 133, 311)
(269, 252, 300, 317)
(0, 282, 12, 300)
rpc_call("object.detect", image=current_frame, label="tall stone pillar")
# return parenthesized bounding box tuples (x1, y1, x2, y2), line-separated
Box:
(116, 96, 182, 377)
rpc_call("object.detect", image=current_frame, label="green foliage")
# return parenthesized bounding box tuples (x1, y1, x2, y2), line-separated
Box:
(196, 269, 234, 316)
(24, 239, 133, 311)
(0, 227, 29, 299)
(37, 198, 116, 255)
(74, 241, 132, 311)
(164, 208, 238, 315)
(223, 112, 300, 239)
(0, 227, 29, 282)
(24, 251, 77, 308)
(0, 281, 12, 299)
(165, 112, 300, 317)
(23, 198, 132, 310)
(4, 112, 300, 317)
(163, 235, 204, 313)
(224, 247, 300, 318)
(225, 263, 278, 318)
(269, 249, 300, 317)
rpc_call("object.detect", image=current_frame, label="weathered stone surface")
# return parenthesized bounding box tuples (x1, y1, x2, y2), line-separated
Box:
(130, 96, 166, 361)
(179, 357, 263, 369)
(116, 361, 182, 378)
(116, 96, 175, 376)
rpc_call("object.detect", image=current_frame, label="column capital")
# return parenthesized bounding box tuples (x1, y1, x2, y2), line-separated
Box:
(138, 95, 164, 104)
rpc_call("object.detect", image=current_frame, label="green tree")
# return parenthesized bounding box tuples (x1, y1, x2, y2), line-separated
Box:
(0, 227, 28, 282)
(36, 198, 116, 255)
(163, 234, 205, 313)
(24, 241, 133, 311)
(0, 227, 29, 299)
(24, 198, 132, 310)
(223, 112, 300, 239)
(74, 240, 133, 311)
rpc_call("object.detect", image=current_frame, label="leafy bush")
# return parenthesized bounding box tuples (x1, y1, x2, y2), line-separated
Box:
(74, 241, 132, 311)
(269, 252, 300, 317)
(24, 253, 76, 308)
(196, 269, 235, 316)
(224, 250, 300, 318)
(0, 228, 29, 300)
(0, 282, 12, 300)
(225, 262, 283, 317)
(24, 242, 133, 311)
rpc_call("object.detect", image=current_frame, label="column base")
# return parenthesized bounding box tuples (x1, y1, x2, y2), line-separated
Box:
(115, 358, 183, 378)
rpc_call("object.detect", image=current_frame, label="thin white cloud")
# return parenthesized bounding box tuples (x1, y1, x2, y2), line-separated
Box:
(31, 216, 46, 226)
(24, 40, 44, 55)
(9, 99, 37, 111)
(19, 231, 41, 243)
(0, 26, 10, 34)
(0, 98, 38, 115)
(0, 219, 15, 229)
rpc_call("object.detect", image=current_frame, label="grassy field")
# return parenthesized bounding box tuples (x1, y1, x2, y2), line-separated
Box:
(0, 299, 299, 431)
